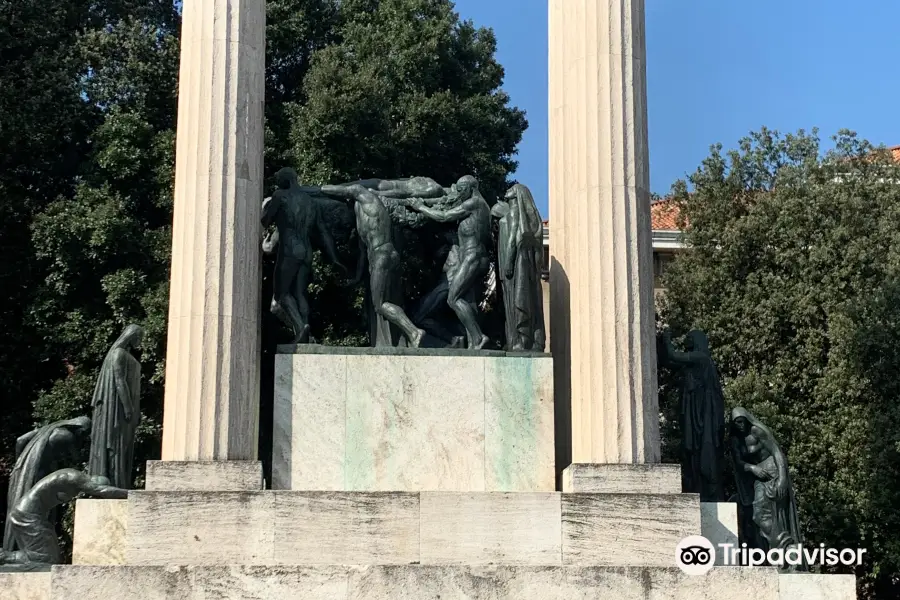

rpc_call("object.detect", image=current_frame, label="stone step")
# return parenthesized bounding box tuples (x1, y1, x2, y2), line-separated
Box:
(40, 565, 855, 600)
(121, 491, 699, 567)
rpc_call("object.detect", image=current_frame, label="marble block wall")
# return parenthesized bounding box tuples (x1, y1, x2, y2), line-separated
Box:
(0, 572, 51, 600)
(273, 348, 555, 492)
(49, 565, 782, 600)
(72, 500, 127, 565)
(123, 490, 699, 567)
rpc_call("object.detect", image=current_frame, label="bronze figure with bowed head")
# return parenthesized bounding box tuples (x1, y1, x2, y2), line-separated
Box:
(492, 183, 546, 351)
(730, 407, 805, 569)
(3, 417, 91, 553)
(88, 324, 143, 490)
(0, 469, 127, 568)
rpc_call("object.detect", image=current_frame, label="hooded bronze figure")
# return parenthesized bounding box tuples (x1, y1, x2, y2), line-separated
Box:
(87, 324, 143, 489)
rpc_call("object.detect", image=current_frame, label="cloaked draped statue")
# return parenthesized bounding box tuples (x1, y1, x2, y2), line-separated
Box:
(492, 184, 546, 351)
(3, 417, 91, 552)
(730, 406, 805, 569)
(660, 330, 725, 502)
(88, 324, 144, 489)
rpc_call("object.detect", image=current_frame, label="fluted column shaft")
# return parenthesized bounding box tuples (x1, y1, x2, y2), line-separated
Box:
(549, 0, 659, 464)
(161, 0, 264, 461)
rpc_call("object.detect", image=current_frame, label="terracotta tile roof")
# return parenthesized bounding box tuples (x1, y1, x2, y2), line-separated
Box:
(891, 145, 900, 163)
(651, 198, 681, 230)
(543, 197, 685, 232)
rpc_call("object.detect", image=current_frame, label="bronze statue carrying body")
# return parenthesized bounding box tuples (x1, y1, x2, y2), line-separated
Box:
(319, 183, 425, 348)
(88, 324, 143, 490)
(0, 469, 127, 568)
(262, 168, 345, 343)
(343, 177, 448, 200)
(660, 330, 725, 502)
(730, 407, 805, 569)
(492, 184, 546, 351)
(3, 417, 91, 552)
(407, 176, 491, 349)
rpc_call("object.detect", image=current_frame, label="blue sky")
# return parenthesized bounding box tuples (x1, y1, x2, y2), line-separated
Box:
(452, 0, 900, 216)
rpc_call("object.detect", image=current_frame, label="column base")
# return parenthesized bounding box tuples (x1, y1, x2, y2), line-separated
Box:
(561, 464, 681, 494)
(145, 461, 264, 491)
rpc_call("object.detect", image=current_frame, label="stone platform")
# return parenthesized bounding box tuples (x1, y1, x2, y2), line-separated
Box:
(47, 565, 780, 600)
(122, 490, 698, 567)
(1, 566, 858, 600)
(273, 347, 554, 492)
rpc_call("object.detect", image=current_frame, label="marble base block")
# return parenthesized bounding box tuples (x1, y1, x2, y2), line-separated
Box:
(50, 565, 782, 600)
(561, 463, 681, 494)
(72, 500, 128, 565)
(0, 572, 51, 600)
(145, 461, 264, 491)
(273, 349, 554, 492)
(779, 574, 857, 599)
(701, 502, 739, 566)
(123, 490, 698, 567)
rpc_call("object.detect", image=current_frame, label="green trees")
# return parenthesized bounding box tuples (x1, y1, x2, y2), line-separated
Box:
(0, 0, 97, 513)
(658, 129, 900, 598)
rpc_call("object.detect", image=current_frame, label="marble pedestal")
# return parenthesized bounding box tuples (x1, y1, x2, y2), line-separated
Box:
(273, 347, 555, 492)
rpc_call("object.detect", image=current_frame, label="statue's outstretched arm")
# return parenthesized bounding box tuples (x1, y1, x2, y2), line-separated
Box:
(83, 480, 128, 500)
(320, 184, 358, 200)
(413, 201, 468, 223)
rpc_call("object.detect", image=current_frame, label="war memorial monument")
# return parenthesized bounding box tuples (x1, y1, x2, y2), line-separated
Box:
(0, 0, 860, 598)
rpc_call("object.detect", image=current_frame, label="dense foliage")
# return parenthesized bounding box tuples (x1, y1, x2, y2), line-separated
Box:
(658, 129, 900, 598)
(0, 0, 525, 535)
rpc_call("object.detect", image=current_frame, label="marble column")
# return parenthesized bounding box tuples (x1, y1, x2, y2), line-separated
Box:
(549, 0, 660, 466)
(161, 0, 265, 464)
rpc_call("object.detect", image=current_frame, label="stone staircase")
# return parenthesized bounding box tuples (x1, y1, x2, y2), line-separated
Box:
(31, 477, 849, 599)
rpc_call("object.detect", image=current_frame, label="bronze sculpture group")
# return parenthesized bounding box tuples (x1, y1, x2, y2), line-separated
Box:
(0, 170, 817, 575)
(262, 170, 546, 351)
(662, 329, 805, 571)
(0, 325, 141, 570)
